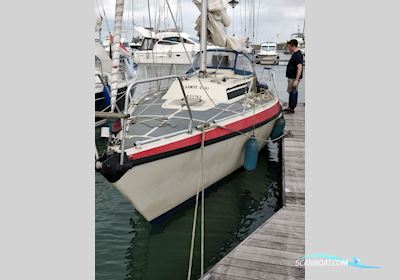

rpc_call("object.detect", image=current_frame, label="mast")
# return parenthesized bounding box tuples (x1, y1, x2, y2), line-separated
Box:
(180, 0, 183, 31)
(252, 0, 255, 51)
(199, 0, 208, 77)
(110, 0, 125, 112)
(176, 0, 183, 30)
(132, 0, 135, 40)
(228, 1, 239, 36)
(244, 0, 247, 40)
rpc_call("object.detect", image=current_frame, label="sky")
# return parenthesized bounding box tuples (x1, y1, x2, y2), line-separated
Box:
(95, 0, 305, 44)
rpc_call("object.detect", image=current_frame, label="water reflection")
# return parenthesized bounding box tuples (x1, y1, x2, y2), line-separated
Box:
(121, 141, 282, 280)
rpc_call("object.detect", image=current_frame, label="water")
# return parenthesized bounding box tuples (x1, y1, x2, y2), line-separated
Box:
(95, 54, 303, 279)
(96, 138, 282, 280)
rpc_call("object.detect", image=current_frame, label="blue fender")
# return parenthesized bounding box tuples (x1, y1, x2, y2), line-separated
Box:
(244, 137, 259, 171)
(270, 116, 285, 140)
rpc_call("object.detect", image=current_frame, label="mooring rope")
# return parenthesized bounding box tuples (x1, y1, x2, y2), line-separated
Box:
(185, 120, 289, 278)
(185, 117, 287, 279)
(200, 126, 205, 276)
(186, 126, 206, 280)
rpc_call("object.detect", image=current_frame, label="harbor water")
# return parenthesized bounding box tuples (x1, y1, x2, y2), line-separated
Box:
(95, 52, 304, 280)
(96, 139, 282, 280)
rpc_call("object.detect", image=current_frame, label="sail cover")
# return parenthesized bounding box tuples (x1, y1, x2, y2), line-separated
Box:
(193, 0, 244, 52)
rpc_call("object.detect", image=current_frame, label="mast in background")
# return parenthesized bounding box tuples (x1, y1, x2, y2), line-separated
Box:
(131, 0, 135, 40)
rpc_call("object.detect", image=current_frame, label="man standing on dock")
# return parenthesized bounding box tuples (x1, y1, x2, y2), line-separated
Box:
(284, 39, 304, 113)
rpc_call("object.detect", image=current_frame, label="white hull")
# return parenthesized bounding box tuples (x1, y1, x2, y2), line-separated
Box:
(133, 51, 197, 65)
(113, 119, 277, 221)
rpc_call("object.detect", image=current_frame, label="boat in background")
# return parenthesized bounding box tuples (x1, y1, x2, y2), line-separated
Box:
(287, 25, 305, 56)
(283, 24, 306, 56)
(129, 36, 143, 52)
(132, 26, 200, 65)
(256, 42, 280, 65)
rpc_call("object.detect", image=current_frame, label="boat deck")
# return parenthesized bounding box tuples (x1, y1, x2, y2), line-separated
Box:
(123, 88, 276, 149)
(201, 104, 305, 280)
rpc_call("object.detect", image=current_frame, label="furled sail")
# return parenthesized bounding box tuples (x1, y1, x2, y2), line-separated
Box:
(193, 0, 244, 52)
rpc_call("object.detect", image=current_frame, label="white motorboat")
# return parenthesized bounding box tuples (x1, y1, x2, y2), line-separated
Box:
(96, 0, 284, 223)
(256, 42, 280, 65)
(132, 27, 200, 65)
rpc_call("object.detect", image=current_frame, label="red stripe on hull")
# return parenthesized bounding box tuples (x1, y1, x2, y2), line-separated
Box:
(128, 101, 281, 160)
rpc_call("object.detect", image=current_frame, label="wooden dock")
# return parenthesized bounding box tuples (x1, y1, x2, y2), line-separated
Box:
(201, 104, 305, 280)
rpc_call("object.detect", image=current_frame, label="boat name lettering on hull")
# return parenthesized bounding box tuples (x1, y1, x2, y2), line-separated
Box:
(184, 85, 209, 91)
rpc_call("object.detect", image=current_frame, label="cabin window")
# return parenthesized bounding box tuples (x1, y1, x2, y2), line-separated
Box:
(188, 51, 235, 72)
(141, 38, 157, 50)
(262, 45, 276, 51)
(235, 54, 253, 75)
(163, 37, 182, 42)
(209, 53, 235, 68)
(183, 38, 193, 44)
(157, 40, 178, 45)
(163, 37, 195, 44)
(162, 37, 195, 44)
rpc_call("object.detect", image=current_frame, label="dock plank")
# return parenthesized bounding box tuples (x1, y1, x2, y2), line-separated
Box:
(220, 258, 305, 277)
(203, 273, 253, 280)
(271, 214, 305, 223)
(244, 239, 305, 254)
(201, 104, 305, 280)
(267, 218, 305, 228)
(228, 251, 301, 267)
(250, 233, 305, 245)
(211, 265, 304, 280)
(258, 228, 305, 240)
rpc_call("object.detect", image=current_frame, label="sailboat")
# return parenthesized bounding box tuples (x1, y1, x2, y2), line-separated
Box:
(95, 0, 283, 222)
